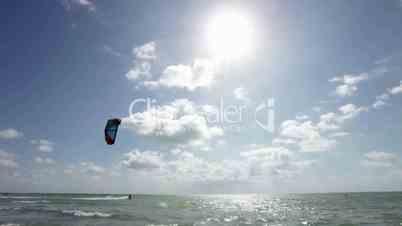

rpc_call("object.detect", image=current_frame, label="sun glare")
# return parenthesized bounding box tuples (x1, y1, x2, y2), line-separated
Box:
(206, 11, 254, 60)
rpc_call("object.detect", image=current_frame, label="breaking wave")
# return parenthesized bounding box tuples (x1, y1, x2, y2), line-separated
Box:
(0, 196, 41, 199)
(71, 195, 128, 201)
(158, 202, 168, 208)
(12, 200, 50, 204)
(61, 210, 112, 218)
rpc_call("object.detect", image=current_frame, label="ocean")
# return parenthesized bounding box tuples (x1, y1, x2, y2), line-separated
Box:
(0, 192, 401, 226)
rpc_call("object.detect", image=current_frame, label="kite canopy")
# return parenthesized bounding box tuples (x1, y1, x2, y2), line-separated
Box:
(104, 118, 121, 145)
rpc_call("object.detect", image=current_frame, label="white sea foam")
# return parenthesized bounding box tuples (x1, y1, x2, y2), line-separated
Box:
(0, 207, 22, 211)
(0, 196, 41, 199)
(72, 195, 127, 201)
(223, 215, 239, 222)
(12, 200, 50, 204)
(0, 224, 21, 226)
(62, 209, 112, 218)
(158, 202, 168, 208)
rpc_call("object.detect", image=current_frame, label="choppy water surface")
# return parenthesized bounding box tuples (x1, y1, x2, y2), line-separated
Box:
(0, 192, 401, 226)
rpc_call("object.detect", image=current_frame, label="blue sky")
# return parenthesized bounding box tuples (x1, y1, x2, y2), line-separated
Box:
(1, 0, 402, 194)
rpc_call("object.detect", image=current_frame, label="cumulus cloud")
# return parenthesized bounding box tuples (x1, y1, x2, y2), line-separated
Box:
(0, 150, 18, 169)
(122, 99, 223, 146)
(372, 81, 402, 109)
(126, 42, 157, 82)
(362, 151, 399, 168)
(372, 93, 390, 109)
(121, 149, 247, 183)
(328, 132, 350, 138)
(126, 62, 152, 81)
(295, 115, 309, 121)
(329, 73, 368, 97)
(31, 139, 54, 153)
(388, 81, 402, 95)
(272, 138, 297, 146)
(34, 157, 55, 165)
(279, 103, 366, 152)
(133, 42, 156, 60)
(80, 162, 105, 175)
(280, 120, 336, 152)
(329, 74, 369, 84)
(312, 106, 321, 113)
(166, 151, 247, 182)
(338, 104, 368, 121)
(120, 146, 314, 184)
(122, 150, 164, 171)
(102, 45, 122, 57)
(0, 128, 23, 139)
(233, 87, 250, 102)
(61, 0, 96, 11)
(143, 58, 218, 91)
(318, 104, 367, 128)
(335, 84, 357, 97)
(240, 146, 314, 178)
(317, 112, 341, 131)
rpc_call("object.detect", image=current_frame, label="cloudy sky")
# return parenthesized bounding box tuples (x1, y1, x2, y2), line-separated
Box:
(1, 0, 402, 194)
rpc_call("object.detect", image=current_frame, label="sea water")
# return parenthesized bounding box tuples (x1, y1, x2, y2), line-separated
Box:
(0, 192, 401, 226)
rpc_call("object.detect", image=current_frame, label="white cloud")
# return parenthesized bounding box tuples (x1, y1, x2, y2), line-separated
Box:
(317, 104, 366, 131)
(121, 149, 247, 183)
(233, 87, 250, 102)
(126, 62, 152, 81)
(122, 99, 223, 146)
(61, 0, 96, 11)
(280, 120, 336, 152)
(0, 150, 18, 169)
(31, 139, 54, 153)
(362, 151, 399, 168)
(133, 42, 156, 60)
(329, 73, 368, 97)
(372, 81, 402, 109)
(0, 128, 23, 139)
(126, 42, 156, 82)
(279, 103, 366, 152)
(240, 146, 314, 178)
(377, 93, 390, 101)
(328, 132, 350, 138)
(166, 151, 245, 182)
(312, 106, 321, 113)
(35, 157, 55, 165)
(144, 59, 218, 91)
(329, 73, 368, 85)
(102, 45, 122, 57)
(295, 114, 309, 121)
(338, 104, 368, 121)
(335, 84, 357, 97)
(272, 138, 296, 146)
(298, 136, 337, 153)
(388, 81, 402, 95)
(122, 150, 164, 171)
(63, 166, 75, 175)
(365, 151, 398, 162)
(80, 162, 105, 175)
(317, 112, 341, 131)
(372, 99, 387, 109)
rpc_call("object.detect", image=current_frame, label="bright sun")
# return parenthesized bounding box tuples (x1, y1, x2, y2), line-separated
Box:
(206, 11, 253, 60)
